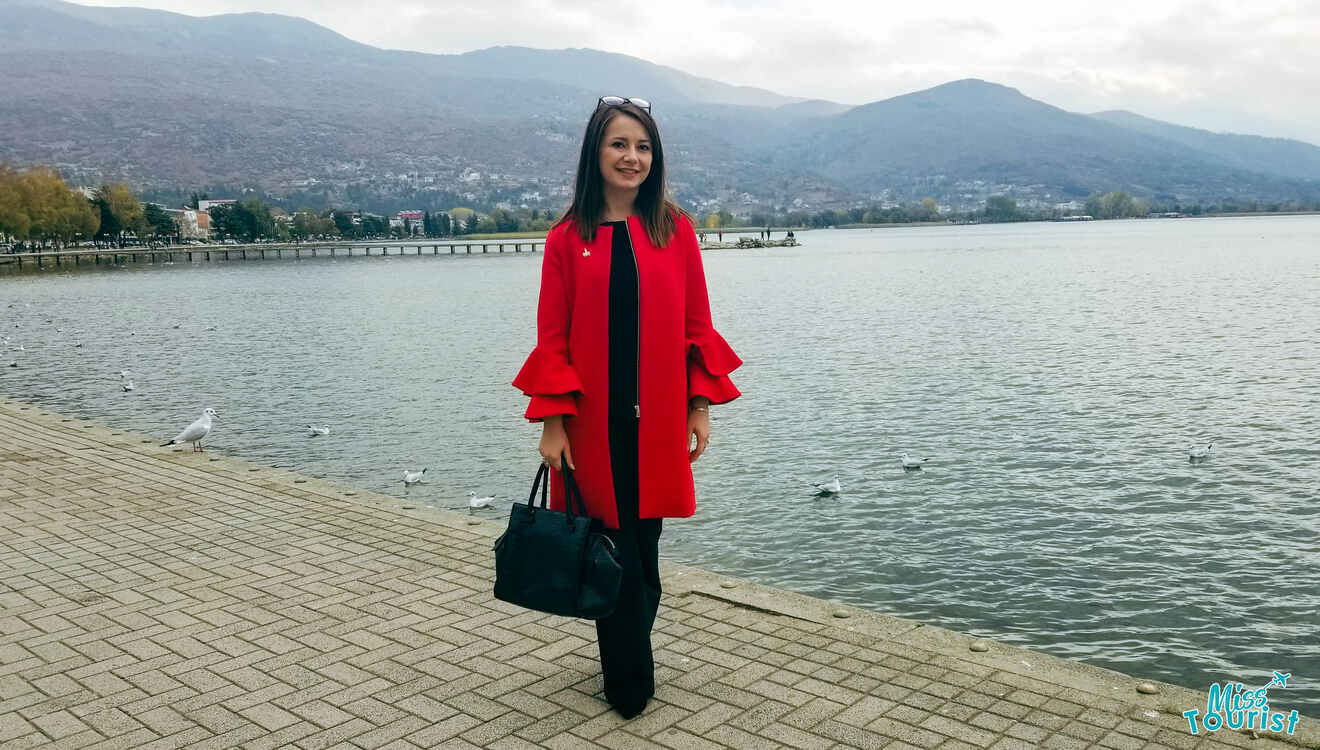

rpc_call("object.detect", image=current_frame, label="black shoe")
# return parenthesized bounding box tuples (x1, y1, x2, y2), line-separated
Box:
(612, 695, 649, 720)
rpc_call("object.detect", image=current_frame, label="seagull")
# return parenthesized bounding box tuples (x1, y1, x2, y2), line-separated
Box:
(306, 424, 330, 437)
(1188, 442, 1215, 463)
(813, 476, 842, 495)
(119, 370, 131, 379)
(73, 342, 82, 348)
(122, 379, 135, 392)
(402, 468, 427, 485)
(900, 453, 928, 470)
(467, 490, 494, 512)
(161, 408, 219, 452)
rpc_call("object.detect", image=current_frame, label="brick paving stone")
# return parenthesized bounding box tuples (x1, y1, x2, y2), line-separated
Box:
(865, 716, 946, 749)
(1040, 733, 1091, 750)
(29, 708, 91, 739)
(49, 728, 107, 749)
(2, 401, 1312, 750)
(0, 707, 37, 739)
(759, 720, 836, 750)
(133, 705, 194, 736)
(935, 700, 978, 723)
(460, 709, 537, 745)
(240, 701, 302, 732)
(922, 713, 997, 747)
(349, 715, 431, 748)
(133, 726, 214, 750)
(704, 723, 781, 750)
(1023, 708, 1071, 731)
(937, 740, 984, 750)
(293, 717, 376, 750)
(835, 694, 898, 728)
(968, 711, 1015, 734)
(987, 739, 1038, 750)
(238, 720, 318, 750)
(1004, 720, 1051, 743)
(596, 728, 669, 749)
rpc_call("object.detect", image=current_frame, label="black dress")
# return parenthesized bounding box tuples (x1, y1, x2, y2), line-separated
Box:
(599, 220, 663, 717)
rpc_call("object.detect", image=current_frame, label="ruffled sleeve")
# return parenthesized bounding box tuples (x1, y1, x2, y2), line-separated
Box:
(687, 329, 742, 404)
(513, 227, 582, 421)
(682, 218, 742, 405)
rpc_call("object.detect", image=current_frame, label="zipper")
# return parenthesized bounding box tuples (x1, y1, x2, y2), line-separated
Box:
(623, 218, 641, 419)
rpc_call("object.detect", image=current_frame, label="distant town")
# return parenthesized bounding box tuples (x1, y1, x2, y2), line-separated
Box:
(1, 163, 1313, 251)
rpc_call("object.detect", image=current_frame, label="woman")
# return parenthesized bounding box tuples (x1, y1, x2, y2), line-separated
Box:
(512, 96, 741, 719)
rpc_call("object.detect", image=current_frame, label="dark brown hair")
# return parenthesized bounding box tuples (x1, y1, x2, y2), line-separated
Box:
(556, 101, 688, 247)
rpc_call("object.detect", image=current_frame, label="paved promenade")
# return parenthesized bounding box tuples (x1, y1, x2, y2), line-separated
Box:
(1, 396, 1314, 750)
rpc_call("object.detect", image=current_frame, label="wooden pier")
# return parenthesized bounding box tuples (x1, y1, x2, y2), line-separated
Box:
(0, 238, 543, 270)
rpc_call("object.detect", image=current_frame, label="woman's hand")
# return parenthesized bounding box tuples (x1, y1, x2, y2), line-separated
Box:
(688, 399, 711, 463)
(539, 415, 575, 471)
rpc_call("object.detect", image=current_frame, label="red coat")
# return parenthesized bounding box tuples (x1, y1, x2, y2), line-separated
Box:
(513, 214, 742, 529)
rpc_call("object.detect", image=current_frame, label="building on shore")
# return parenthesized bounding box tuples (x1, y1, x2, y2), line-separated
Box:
(162, 208, 211, 240)
(396, 210, 424, 236)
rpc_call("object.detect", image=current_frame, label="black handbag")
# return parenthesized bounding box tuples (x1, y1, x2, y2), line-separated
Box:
(492, 461, 623, 619)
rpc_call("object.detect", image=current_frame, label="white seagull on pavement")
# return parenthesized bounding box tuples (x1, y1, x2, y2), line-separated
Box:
(161, 408, 219, 452)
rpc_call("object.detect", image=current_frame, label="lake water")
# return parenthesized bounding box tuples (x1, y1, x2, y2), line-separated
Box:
(3, 216, 1318, 714)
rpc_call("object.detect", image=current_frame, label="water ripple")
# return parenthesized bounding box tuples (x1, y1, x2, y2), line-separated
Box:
(3, 217, 1317, 712)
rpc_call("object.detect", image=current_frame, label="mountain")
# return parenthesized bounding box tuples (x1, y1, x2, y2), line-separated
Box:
(1091, 110, 1320, 183)
(768, 79, 1319, 203)
(1, 0, 1317, 214)
(444, 47, 807, 109)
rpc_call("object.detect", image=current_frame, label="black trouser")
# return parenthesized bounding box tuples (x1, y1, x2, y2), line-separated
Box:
(598, 413, 663, 709)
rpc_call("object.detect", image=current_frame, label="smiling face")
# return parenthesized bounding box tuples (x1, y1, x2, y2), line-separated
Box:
(598, 113, 652, 197)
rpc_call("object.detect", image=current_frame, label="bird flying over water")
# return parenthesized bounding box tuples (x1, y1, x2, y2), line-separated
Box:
(402, 468, 427, 485)
(161, 408, 218, 452)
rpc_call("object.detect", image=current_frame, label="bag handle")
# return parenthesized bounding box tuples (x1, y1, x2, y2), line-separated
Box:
(524, 457, 589, 519)
(559, 460, 589, 517)
(526, 463, 550, 508)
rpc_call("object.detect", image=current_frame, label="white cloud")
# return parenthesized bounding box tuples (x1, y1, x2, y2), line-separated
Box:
(71, 0, 1320, 143)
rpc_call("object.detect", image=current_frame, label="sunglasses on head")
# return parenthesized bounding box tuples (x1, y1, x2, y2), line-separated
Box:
(597, 96, 651, 113)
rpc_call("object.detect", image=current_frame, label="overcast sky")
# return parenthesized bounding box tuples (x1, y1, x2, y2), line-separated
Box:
(80, 0, 1320, 144)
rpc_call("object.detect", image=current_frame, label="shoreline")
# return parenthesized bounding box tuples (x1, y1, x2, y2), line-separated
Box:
(2, 394, 1316, 748)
